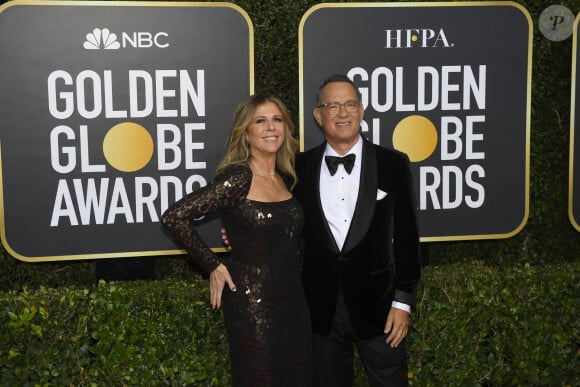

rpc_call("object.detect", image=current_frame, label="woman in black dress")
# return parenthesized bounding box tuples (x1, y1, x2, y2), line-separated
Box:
(161, 93, 312, 386)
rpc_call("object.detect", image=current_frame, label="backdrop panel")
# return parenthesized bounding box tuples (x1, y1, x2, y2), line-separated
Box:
(0, 1, 253, 261)
(300, 1, 532, 241)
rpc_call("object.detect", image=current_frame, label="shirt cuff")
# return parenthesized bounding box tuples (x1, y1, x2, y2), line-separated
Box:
(391, 301, 411, 313)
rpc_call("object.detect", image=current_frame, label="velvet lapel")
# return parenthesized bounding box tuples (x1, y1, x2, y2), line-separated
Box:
(342, 139, 377, 254)
(304, 143, 341, 253)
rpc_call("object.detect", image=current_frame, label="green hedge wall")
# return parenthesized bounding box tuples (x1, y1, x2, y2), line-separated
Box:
(1, 278, 231, 385)
(1, 261, 578, 385)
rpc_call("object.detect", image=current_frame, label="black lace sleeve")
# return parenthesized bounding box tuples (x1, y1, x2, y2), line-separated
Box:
(161, 164, 251, 274)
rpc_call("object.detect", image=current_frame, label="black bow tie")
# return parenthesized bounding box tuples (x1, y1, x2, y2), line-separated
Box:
(325, 154, 356, 176)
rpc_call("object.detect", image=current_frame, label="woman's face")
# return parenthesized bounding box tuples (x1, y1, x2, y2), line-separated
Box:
(245, 101, 286, 157)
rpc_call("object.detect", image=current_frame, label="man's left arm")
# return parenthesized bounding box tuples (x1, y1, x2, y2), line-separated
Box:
(385, 153, 422, 347)
(393, 152, 422, 304)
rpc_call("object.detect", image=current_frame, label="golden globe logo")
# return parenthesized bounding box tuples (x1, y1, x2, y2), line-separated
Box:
(47, 69, 207, 227)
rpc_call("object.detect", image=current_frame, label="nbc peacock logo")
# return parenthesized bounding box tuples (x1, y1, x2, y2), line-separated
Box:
(83, 28, 120, 50)
(83, 28, 170, 50)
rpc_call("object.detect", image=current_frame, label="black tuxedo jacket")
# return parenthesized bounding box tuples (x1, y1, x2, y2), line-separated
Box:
(294, 138, 421, 339)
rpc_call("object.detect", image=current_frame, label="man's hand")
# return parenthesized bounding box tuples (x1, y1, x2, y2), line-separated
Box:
(209, 263, 236, 309)
(384, 307, 409, 348)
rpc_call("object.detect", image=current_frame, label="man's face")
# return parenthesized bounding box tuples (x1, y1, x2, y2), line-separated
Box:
(313, 81, 364, 152)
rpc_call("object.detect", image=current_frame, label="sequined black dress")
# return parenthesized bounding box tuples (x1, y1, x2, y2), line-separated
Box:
(162, 164, 313, 386)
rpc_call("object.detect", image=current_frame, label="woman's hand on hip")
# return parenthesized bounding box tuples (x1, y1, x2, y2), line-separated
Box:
(209, 263, 237, 309)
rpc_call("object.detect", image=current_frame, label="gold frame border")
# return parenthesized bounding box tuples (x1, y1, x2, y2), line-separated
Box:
(0, 0, 252, 261)
(298, 1, 532, 243)
(569, 12, 580, 232)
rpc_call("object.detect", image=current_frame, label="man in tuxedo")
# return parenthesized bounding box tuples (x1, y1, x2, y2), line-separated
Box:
(293, 74, 421, 386)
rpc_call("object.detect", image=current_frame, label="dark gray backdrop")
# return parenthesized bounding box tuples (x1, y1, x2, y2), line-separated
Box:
(300, 3, 531, 241)
(0, 2, 252, 260)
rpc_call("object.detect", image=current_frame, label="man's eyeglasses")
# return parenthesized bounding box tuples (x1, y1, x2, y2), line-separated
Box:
(316, 100, 360, 115)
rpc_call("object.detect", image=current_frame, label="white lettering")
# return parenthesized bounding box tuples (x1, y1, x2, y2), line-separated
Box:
(156, 70, 177, 118)
(76, 70, 102, 119)
(441, 116, 463, 161)
(370, 67, 393, 112)
(47, 71, 74, 119)
(74, 178, 108, 225)
(442, 166, 462, 209)
(50, 179, 79, 226)
(465, 165, 485, 208)
(129, 70, 154, 117)
(157, 124, 181, 170)
(441, 66, 461, 111)
(135, 176, 159, 223)
(50, 125, 76, 173)
(103, 70, 126, 118)
(420, 166, 441, 210)
(79, 125, 106, 173)
(352, 65, 486, 113)
(185, 123, 207, 170)
(466, 116, 485, 159)
(417, 66, 439, 111)
(49, 175, 207, 226)
(180, 69, 205, 117)
(47, 69, 205, 119)
(419, 165, 486, 210)
(107, 178, 134, 224)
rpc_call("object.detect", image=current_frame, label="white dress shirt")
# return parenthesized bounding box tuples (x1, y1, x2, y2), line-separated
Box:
(320, 137, 363, 251)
